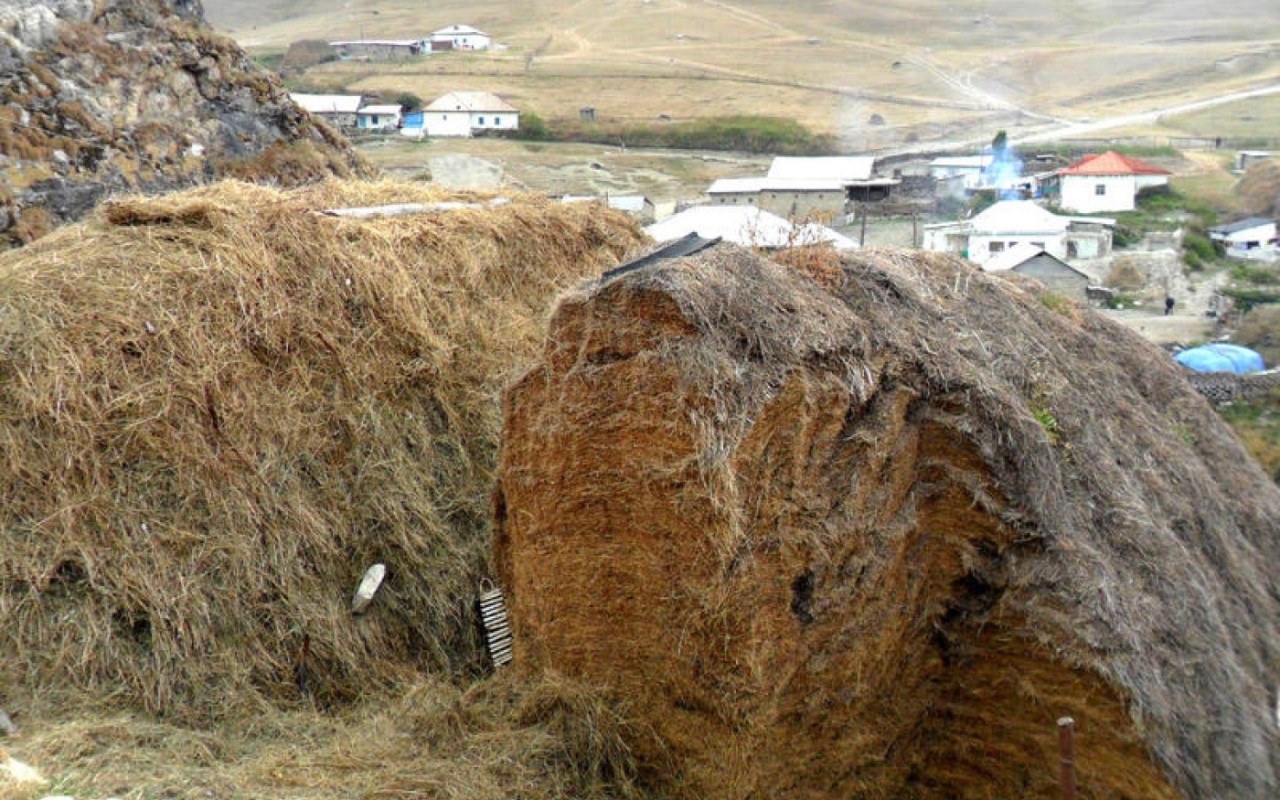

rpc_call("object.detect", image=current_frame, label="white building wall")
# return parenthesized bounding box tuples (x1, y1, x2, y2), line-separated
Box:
(1218, 223, 1279, 261)
(968, 234, 1067, 265)
(423, 111, 474, 137)
(929, 166, 985, 189)
(1060, 174, 1137, 213)
(1135, 174, 1169, 192)
(432, 33, 490, 50)
(471, 111, 518, 130)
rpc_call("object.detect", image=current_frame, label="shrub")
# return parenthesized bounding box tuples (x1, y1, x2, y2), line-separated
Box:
(391, 92, 424, 112)
(1183, 230, 1218, 261)
(1105, 257, 1145, 290)
(281, 40, 335, 72)
(1231, 263, 1280, 285)
(507, 114, 834, 154)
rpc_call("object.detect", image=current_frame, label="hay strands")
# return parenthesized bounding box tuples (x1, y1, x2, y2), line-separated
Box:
(478, 584, 513, 669)
(320, 198, 510, 219)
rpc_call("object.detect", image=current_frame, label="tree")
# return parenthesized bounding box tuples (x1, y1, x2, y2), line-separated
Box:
(392, 92, 424, 112)
(991, 129, 1008, 153)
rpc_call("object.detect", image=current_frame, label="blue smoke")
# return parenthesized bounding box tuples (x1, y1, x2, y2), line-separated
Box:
(982, 142, 1024, 200)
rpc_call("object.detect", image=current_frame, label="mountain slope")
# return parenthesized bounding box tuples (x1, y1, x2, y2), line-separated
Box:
(0, 0, 367, 246)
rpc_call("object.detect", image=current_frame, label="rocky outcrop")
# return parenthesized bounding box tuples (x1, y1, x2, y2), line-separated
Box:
(0, 0, 367, 246)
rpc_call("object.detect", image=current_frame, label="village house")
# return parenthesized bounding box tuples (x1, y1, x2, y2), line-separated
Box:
(929, 154, 994, 198)
(981, 242, 1091, 298)
(922, 200, 1113, 265)
(289, 93, 363, 129)
(646, 205, 857, 250)
(409, 91, 519, 137)
(329, 40, 423, 60)
(356, 104, 403, 132)
(1208, 217, 1279, 261)
(705, 156, 898, 220)
(706, 177, 849, 220)
(768, 156, 898, 204)
(1053, 151, 1171, 214)
(428, 25, 491, 51)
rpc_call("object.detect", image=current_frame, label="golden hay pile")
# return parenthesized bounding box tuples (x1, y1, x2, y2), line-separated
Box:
(1, 671, 644, 800)
(1235, 157, 1280, 217)
(496, 245, 1280, 799)
(0, 179, 644, 722)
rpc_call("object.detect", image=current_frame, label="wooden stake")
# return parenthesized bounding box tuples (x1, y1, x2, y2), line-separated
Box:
(1058, 716, 1077, 800)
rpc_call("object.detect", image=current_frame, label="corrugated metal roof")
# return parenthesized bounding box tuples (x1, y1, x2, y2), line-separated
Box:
(930, 155, 994, 169)
(767, 156, 875, 182)
(291, 93, 363, 114)
(358, 105, 403, 116)
(707, 177, 847, 193)
(1058, 150, 1171, 176)
(969, 200, 1070, 235)
(432, 24, 488, 37)
(1209, 217, 1276, 235)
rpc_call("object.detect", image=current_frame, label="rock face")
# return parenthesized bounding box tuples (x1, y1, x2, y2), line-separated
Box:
(0, 0, 366, 246)
(495, 245, 1280, 799)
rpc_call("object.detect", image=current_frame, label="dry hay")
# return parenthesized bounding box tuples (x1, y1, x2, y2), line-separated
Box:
(0, 672, 644, 800)
(1235, 158, 1280, 217)
(495, 245, 1280, 799)
(0, 178, 644, 722)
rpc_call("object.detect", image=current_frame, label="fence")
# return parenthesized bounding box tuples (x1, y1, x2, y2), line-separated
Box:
(1188, 369, 1280, 403)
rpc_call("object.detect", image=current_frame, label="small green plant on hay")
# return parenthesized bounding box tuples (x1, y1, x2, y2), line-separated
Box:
(1039, 290, 1078, 318)
(1027, 390, 1062, 447)
(1032, 405, 1060, 445)
(1174, 424, 1196, 447)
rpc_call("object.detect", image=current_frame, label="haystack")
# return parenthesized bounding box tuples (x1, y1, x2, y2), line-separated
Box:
(0, 179, 644, 720)
(495, 245, 1280, 799)
(1236, 157, 1280, 218)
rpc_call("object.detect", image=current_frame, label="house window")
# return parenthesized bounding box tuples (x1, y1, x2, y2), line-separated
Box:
(1095, 184, 1107, 195)
(989, 242, 1006, 253)
(371, 115, 380, 126)
(478, 116, 485, 125)
(495, 116, 502, 125)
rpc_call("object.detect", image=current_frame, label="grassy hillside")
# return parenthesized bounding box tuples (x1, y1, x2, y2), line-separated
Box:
(203, 0, 1280, 147)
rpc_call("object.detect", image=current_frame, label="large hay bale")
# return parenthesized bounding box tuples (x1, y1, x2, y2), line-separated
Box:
(1235, 158, 1280, 218)
(0, 179, 644, 720)
(495, 245, 1280, 799)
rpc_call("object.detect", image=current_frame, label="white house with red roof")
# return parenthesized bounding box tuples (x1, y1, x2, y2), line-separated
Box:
(1056, 151, 1171, 214)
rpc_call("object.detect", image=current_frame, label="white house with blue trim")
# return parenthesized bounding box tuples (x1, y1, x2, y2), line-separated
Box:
(356, 104, 403, 131)
(411, 91, 519, 138)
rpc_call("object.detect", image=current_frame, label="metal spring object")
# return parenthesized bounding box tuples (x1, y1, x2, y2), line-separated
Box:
(478, 584, 513, 669)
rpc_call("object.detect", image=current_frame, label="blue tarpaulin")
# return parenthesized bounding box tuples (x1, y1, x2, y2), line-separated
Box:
(1174, 344, 1265, 374)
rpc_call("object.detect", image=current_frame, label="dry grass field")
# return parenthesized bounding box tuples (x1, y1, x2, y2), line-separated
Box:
(204, 0, 1280, 148)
